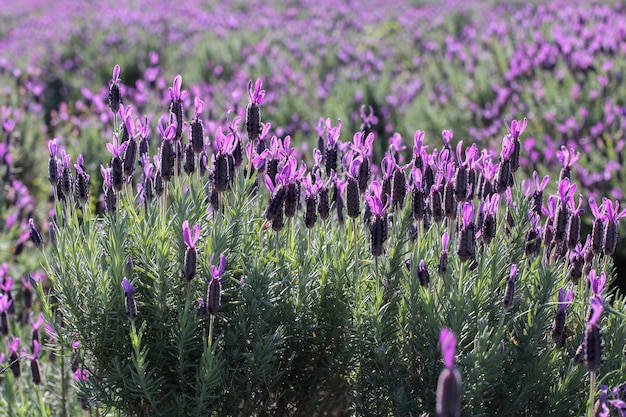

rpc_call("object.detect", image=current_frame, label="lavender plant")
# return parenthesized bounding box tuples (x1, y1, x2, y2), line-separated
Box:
(23, 65, 626, 417)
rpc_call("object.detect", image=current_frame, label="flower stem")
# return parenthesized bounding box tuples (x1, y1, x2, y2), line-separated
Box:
(209, 315, 215, 348)
(587, 370, 596, 417)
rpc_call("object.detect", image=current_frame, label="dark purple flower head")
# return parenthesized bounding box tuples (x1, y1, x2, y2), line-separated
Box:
(169, 75, 187, 102)
(210, 253, 226, 280)
(442, 231, 449, 251)
(505, 117, 528, 140)
(439, 328, 457, 370)
(589, 269, 606, 298)
(557, 146, 580, 169)
(247, 78, 265, 105)
(557, 288, 573, 311)
(121, 277, 134, 295)
(106, 133, 129, 158)
(48, 138, 58, 157)
(182, 220, 201, 249)
(194, 97, 204, 119)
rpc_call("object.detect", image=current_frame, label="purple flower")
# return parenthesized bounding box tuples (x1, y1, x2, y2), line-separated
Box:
(74, 368, 90, 382)
(557, 288, 573, 311)
(442, 231, 449, 252)
(247, 78, 265, 105)
(106, 133, 129, 158)
(182, 220, 201, 250)
(48, 138, 58, 157)
(557, 146, 581, 169)
(439, 328, 457, 370)
(505, 117, 528, 140)
(112, 64, 121, 84)
(194, 96, 204, 119)
(100, 165, 112, 189)
(461, 201, 475, 228)
(210, 253, 226, 281)
(169, 74, 188, 103)
(121, 277, 134, 295)
(589, 269, 606, 299)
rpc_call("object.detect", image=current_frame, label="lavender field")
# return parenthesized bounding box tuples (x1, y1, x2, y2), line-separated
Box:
(2, 0, 626, 416)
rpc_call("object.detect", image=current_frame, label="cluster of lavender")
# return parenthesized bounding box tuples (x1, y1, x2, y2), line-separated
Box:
(24, 62, 626, 415)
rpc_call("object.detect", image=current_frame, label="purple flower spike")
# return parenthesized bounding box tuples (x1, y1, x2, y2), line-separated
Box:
(603, 199, 626, 222)
(182, 220, 201, 249)
(534, 171, 549, 192)
(121, 277, 134, 295)
(439, 328, 457, 370)
(248, 78, 265, 105)
(557, 288, 573, 311)
(589, 269, 606, 298)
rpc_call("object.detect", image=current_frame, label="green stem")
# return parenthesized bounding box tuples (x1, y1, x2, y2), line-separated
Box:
(459, 261, 465, 298)
(61, 343, 68, 417)
(209, 315, 215, 348)
(587, 370, 596, 417)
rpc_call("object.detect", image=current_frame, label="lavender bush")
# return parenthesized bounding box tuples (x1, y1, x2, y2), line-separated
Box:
(20, 65, 625, 416)
(1, 1, 626, 416)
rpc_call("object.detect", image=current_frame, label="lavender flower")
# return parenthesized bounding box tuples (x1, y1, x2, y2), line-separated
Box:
(557, 146, 580, 183)
(366, 182, 389, 257)
(48, 138, 59, 186)
(7, 336, 20, 378)
(417, 259, 430, 288)
(551, 288, 573, 348)
(458, 202, 476, 263)
(29, 218, 43, 247)
(109, 64, 121, 114)
(589, 198, 606, 255)
(0, 294, 11, 335)
(106, 133, 129, 192)
(191, 97, 205, 154)
(584, 297, 604, 372)
(169, 75, 187, 141)
(436, 328, 461, 417)
(182, 220, 201, 281)
(207, 253, 226, 316)
(602, 199, 626, 256)
(121, 277, 137, 319)
(246, 78, 265, 142)
(24, 340, 41, 385)
(503, 264, 518, 310)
